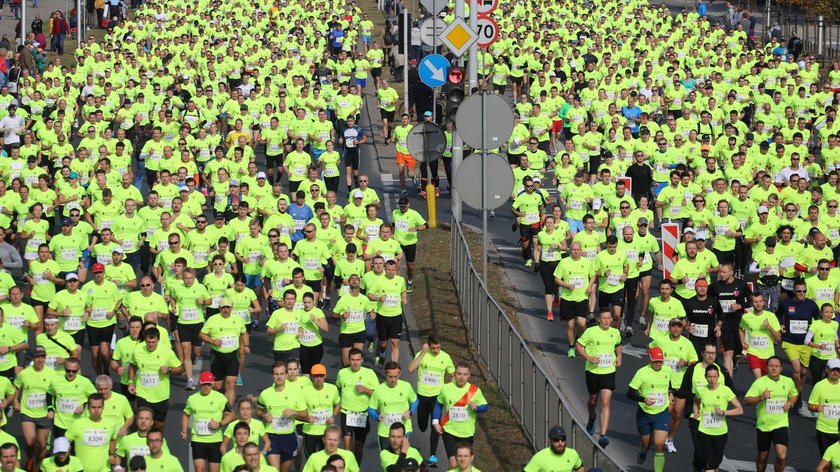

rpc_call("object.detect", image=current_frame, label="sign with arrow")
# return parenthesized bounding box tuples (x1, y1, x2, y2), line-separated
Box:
(418, 54, 449, 88)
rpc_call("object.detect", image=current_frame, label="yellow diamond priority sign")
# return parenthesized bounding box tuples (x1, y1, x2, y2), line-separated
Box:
(439, 17, 478, 58)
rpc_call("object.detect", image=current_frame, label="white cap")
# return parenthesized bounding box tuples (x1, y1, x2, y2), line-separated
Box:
(533, 177, 541, 183)
(353, 190, 364, 199)
(256, 171, 267, 179)
(65, 273, 79, 281)
(758, 206, 769, 214)
(829, 358, 840, 370)
(112, 246, 124, 254)
(683, 226, 696, 234)
(53, 437, 71, 453)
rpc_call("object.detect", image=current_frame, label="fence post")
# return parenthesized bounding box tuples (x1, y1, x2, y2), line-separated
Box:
(819, 16, 825, 56)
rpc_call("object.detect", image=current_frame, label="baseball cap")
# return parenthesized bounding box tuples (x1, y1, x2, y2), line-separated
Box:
(829, 358, 840, 370)
(649, 347, 665, 361)
(397, 458, 420, 471)
(353, 190, 364, 199)
(669, 317, 684, 326)
(178, 185, 189, 193)
(198, 371, 215, 384)
(548, 425, 566, 439)
(53, 437, 71, 454)
(694, 279, 709, 287)
(257, 171, 267, 179)
(214, 211, 225, 219)
(638, 217, 649, 226)
(700, 144, 710, 151)
(423, 110, 432, 117)
(398, 197, 409, 205)
(758, 206, 769, 214)
(683, 226, 696, 234)
(68, 171, 79, 179)
(219, 297, 232, 307)
(31, 345, 46, 357)
(311, 364, 327, 376)
(65, 273, 79, 281)
(27, 156, 37, 162)
(92, 263, 105, 273)
(112, 246, 124, 254)
(61, 217, 72, 226)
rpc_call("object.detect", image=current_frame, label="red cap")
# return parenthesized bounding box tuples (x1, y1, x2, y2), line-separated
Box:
(198, 371, 215, 384)
(649, 347, 665, 362)
(92, 263, 105, 272)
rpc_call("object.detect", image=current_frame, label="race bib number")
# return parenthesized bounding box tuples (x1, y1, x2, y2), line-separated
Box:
(83, 429, 108, 446)
(139, 372, 160, 387)
(61, 249, 78, 260)
(719, 300, 735, 313)
(654, 317, 670, 331)
(765, 400, 785, 415)
(702, 412, 724, 429)
(57, 397, 78, 413)
(299, 329, 316, 343)
(597, 353, 615, 368)
(584, 250, 596, 260)
(383, 294, 399, 307)
(820, 342, 837, 357)
(195, 420, 213, 436)
(293, 166, 306, 176)
(789, 320, 808, 334)
(26, 393, 46, 409)
(824, 404, 840, 419)
(294, 219, 306, 230)
(283, 322, 299, 335)
(420, 371, 442, 387)
(395, 220, 410, 232)
(569, 277, 586, 289)
(324, 167, 339, 177)
(780, 257, 795, 269)
(781, 279, 794, 291)
(63, 317, 82, 331)
(32, 272, 46, 285)
(648, 391, 666, 407)
(448, 406, 469, 422)
(345, 411, 367, 427)
(220, 336, 237, 349)
(665, 358, 680, 372)
(248, 251, 261, 263)
(181, 308, 200, 321)
(346, 310, 364, 324)
(310, 408, 331, 425)
(304, 258, 319, 270)
(381, 411, 403, 426)
(750, 335, 770, 350)
(91, 308, 109, 321)
(121, 240, 136, 253)
(606, 273, 621, 286)
(817, 288, 835, 300)
(234, 310, 249, 322)
(569, 200, 584, 210)
(211, 295, 222, 308)
(692, 324, 709, 338)
(271, 416, 293, 431)
(669, 205, 682, 215)
(523, 212, 539, 224)
(193, 250, 208, 263)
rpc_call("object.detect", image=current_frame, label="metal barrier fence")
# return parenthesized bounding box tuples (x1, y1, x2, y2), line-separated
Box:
(779, 15, 840, 60)
(449, 218, 624, 472)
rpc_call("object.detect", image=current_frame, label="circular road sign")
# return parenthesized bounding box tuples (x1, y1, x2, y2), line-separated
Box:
(406, 122, 447, 162)
(454, 92, 514, 150)
(475, 16, 499, 48)
(419, 17, 447, 47)
(453, 153, 515, 210)
(474, 0, 499, 16)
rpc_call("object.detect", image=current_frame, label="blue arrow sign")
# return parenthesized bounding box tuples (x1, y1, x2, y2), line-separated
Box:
(419, 54, 449, 88)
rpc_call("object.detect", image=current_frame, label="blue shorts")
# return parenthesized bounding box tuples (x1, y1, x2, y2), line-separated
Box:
(244, 273, 263, 290)
(636, 408, 670, 436)
(355, 78, 367, 89)
(311, 148, 325, 160)
(82, 249, 91, 269)
(566, 218, 584, 234)
(267, 433, 298, 461)
(654, 181, 668, 196)
(362, 34, 372, 43)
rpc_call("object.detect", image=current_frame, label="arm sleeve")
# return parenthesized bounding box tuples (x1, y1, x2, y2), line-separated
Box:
(432, 402, 442, 421)
(804, 331, 815, 345)
(366, 407, 380, 422)
(627, 387, 645, 403)
(475, 404, 489, 413)
(748, 261, 760, 275)
(409, 398, 418, 415)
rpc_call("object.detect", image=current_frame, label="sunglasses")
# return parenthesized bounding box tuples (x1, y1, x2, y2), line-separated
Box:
(141, 283, 152, 287)
(65, 369, 79, 373)
(794, 289, 807, 293)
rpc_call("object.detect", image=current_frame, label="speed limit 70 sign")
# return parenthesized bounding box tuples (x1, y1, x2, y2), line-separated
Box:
(475, 16, 499, 47)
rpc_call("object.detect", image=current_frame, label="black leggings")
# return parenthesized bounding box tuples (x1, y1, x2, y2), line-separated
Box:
(325, 176, 339, 194)
(300, 344, 324, 375)
(698, 431, 727, 470)
(810, 356, 829, 385)
(818, 429, 836, 456)
(303, 433, 324, 458)
(419, 159, 439, 187)
(688, 418, 705, 472)
(539, 260, 559, 295)
(623, 276, 640, 325)
(416, 395, 441, 454)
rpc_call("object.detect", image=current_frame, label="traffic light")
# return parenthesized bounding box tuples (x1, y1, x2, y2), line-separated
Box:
(442, 66, 465, 122)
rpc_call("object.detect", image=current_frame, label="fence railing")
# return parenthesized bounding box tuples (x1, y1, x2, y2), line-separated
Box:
(449, 218, 624, 472)
(779, 15, 840, 60)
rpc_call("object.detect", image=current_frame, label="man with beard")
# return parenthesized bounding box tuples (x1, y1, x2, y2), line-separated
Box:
(709, 263, 752, 376)
(681, 279, 722, 357)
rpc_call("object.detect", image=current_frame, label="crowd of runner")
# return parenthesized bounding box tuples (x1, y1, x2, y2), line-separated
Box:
(0, 0, 838, 468)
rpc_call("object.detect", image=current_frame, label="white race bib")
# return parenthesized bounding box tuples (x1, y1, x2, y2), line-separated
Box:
(648, 391, 666, 407)
(817, 288, 835, 300)
(381, 411, 403, 426)
(765, 400, 785, 415)
(789, 320, 808, 334)
(750, 335, 770, 350)
(60, 249, 78, 260)
(26, 392, 46, 408)
(180, 307, 200, 321)
(702, 411, 724, 429)
(824, 404, 840, 419)
(692, 324, 709, 338)
(195, 420, 213, 436)
(299, 329, 316, 343)
(283, 322, 299, 335)
(383, 294, 399, 307)
(310, 408, 331, 425)
(420, 371, 442, 387)
(57, 397, 78, 413)
(597, 353, 615, 368)
(654, 317, 670, 331)
(139, 372, 160, 387)
(719, 300, 735, 313)
(83, 429, 108, 446)
(346, 310, 364, 324)
(90, 307, 108, 321)
(345, 411, 367, 427)
(271, 416, 293, 431)
(780, 257, 795, 269)
(63, 317, 82, 331)
(219, 336, 237, 349)
(606, 273, 621, 286)
(448, 406, 469, 422)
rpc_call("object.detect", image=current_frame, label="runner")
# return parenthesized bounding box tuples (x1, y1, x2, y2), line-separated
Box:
(576, 309, 622, 448)
(181, 371, 236, 472)
(744, 357, 797, 472)
(554, 241, 595, 354)
(432, 363, 488, 469)
(627, 347, 674, 472)
(335, 348, 377, 464)
(691, 364, 743, 471)
(808, 358, 840, 456)
(407, 336, 454, 468)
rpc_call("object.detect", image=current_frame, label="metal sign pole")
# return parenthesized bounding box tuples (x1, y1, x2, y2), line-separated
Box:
(432, 20, 437, 123)
(481, 91, 487, 283)
(403, 7, 409, 117)
(77, 0, 82, 48)
(468, 0, 478, 92)
(451, 0, 465, 222)
(22, 1, 26, 45)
